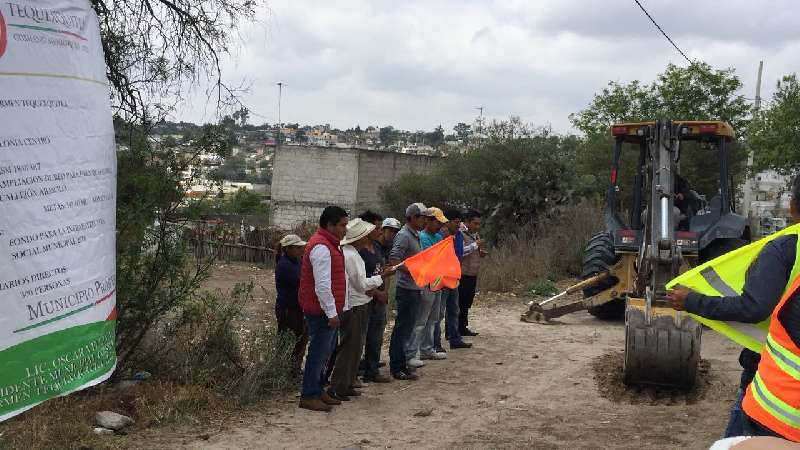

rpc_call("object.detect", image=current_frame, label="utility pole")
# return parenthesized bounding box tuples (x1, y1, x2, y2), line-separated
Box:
(474, 106, 484, 145)
(276, 82, 285, 147)
(742, 61, 763, 223)
(474, 106, 483, 134)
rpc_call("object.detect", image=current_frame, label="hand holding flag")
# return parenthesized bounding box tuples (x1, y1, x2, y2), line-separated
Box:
(399, 236, 462, 291)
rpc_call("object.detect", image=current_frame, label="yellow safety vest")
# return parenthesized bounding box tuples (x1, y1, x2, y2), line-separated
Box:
(666, 223, 800, 352)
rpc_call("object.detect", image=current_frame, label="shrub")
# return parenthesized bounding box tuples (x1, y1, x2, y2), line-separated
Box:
(136, 282, 295, 405)
(380, 125, 598, 240)
(479, 200, 603, 292)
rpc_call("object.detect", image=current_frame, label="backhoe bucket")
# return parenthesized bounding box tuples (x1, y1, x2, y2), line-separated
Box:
(623, 299, 701, 388)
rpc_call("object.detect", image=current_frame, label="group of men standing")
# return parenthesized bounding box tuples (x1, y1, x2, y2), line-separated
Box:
(296, 203, 486, 412)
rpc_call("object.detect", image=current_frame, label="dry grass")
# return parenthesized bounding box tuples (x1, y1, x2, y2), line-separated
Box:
(0, 283, 295, 450)
(479, 200, 603, 292)
(0, 381, 224, 450)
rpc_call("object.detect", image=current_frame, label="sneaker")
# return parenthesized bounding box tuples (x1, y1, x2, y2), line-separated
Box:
(450, 341, 473, 349)
(363, 373, 392, 383)
(434, 347, 448, 353)
(392, 371, 419, 381)
(299, 398, 333, 412)
(407, 358, 425, 368)
(421, 352, 447, 360)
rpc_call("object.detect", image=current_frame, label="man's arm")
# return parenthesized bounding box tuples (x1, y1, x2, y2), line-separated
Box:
(309, 245, 338, 319)
(388, 231, 411, 274)
(346, 248, 384, 293)
(388, 230, 406, 264)
(671, 240, 792, 322)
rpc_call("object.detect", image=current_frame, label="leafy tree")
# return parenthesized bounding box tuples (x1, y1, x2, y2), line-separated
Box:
(232, 107, 250, 127)
(214, 155, 247, 181)
(379, 126, 395, 145)
(750, 74, 800, 175)
(95, 0, 258, 371)
(381, 124, 591, 239)
(453, 122, 471, 140)
(425, 125, 445, 147)
(570, 62, 751, 202)
(226, 188, 263, 214)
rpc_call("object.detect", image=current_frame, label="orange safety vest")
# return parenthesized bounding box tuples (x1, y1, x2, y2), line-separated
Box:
(743, 274, 800, 442)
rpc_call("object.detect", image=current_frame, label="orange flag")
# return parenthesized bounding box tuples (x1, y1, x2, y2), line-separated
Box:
(404, 236, 461, 291)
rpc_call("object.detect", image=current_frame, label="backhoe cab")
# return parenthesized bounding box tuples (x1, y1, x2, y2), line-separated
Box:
(522, 120, 749, 388)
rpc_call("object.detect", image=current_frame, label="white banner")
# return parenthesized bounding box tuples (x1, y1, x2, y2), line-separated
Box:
(0, 0, 116, 421)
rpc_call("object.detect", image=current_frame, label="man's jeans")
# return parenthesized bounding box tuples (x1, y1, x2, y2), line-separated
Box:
(405, 288, 436, 360)
(724, 388, 746, 438)
(724, 365, 757, 438)
(301, 314, 337, 399)
(438, 287, 460, 347)
(421, 291, 443, 355)
(389, 287, 420, 374)
(362, 300, 387, 378)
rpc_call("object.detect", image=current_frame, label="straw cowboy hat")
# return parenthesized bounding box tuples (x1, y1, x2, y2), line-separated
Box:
(340, 218, 376, 245)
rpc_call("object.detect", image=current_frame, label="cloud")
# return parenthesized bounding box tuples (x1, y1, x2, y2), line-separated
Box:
(176, 0, 799, 134)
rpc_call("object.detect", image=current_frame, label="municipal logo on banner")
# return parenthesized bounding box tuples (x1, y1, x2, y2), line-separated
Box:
(0, 10, 7, 58)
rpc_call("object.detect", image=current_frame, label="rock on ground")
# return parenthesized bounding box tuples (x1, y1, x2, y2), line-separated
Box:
(95, 411, 135, 431)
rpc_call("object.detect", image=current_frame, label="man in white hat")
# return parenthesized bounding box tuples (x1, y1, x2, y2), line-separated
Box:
(327, 219, 396, 401)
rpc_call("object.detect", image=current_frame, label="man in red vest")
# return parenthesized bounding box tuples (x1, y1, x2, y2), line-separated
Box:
(298, 206, 349, 412)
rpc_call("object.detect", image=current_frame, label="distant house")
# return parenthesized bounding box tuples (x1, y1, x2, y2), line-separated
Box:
(742, 169, 792, 236)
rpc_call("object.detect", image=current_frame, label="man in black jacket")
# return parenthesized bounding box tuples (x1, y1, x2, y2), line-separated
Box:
(667, 175, 800, 437)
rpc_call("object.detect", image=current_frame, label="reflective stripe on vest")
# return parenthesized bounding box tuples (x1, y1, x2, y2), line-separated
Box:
(666, 223, 800, 352)
(749, 372, 800, 429)
(742, 273, 800, 441)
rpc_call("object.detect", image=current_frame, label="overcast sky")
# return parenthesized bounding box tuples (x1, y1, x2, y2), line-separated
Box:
(176, 0, 800, 133)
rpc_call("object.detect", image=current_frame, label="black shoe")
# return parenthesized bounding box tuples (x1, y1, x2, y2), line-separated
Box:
(327, 390, 351, 402)
(345, 388, 362, 397)
(450, 341, 473, 349)
(392, 371, 419, 381)
(461, 328, 479, 336)
(434, 347, 447, 353)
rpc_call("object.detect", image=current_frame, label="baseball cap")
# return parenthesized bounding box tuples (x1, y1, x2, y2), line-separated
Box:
(382, 217, 402, 230)
(428, 207, 448, 224)
(405, 202, 428, 218)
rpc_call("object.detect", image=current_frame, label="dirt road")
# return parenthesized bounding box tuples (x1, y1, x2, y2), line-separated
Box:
(179, 279, 743, 450)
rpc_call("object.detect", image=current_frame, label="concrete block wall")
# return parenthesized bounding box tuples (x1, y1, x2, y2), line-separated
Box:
(271, 146, 439, 229)
(272, 146, 359, 228)
(355, 151, 436, 211)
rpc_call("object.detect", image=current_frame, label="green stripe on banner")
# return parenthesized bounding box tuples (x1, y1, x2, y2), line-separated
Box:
(0, 321, 116, 419)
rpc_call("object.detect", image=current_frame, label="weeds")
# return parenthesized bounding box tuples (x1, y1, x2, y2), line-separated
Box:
(480, 200, 603, 292)
(0, 381, 223, 450)
(0, 283, 296, 450)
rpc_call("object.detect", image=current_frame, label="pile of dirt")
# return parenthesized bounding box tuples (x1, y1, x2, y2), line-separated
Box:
(591, 350, 721, 406)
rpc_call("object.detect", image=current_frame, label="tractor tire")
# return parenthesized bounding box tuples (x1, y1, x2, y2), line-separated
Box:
(581, 232, 624, 320)
(700, 238, 747, 264)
